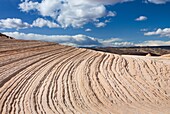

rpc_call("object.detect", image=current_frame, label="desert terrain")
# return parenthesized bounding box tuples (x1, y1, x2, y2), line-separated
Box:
(0, 33, 170, 114)
(88, 46, 170, 56)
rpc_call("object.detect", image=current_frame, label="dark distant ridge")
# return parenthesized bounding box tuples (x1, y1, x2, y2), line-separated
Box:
(85, 46, 170, 56)
(84, 45, 170, 49)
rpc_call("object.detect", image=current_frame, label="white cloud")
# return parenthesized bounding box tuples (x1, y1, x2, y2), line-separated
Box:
(0, 18, 60, 30)
(0, 18, 30, 30)
(19, 0, 131, 28)
(3, 32, 101, 47)
(85, 28, 92, 32)
(107, 11, 116, 17)
(105, 20, 111, 23)
(57, 4, 107, 28)
(111, 42, 135, 47)
(32, 18, 60, 28)
(100, 38, 122, 43)
(95, 22, 106, 28)
(19, 1, 39, 12)
(135, 16, 148, 21)
(3, 32, 170, 47)
(136, 40, 170, 46)
(146, 0, 170, 4)
(144, 28, 170, 37)
(99, 38, 134, 47)
(2, 32, 135, 47)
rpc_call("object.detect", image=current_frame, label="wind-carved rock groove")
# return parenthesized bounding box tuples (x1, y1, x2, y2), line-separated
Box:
(0, 36, 170, 114)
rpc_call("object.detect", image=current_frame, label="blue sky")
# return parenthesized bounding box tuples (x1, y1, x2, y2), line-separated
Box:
(0, 0, 170, 47)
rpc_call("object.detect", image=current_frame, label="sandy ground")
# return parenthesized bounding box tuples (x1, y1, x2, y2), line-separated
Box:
(0, 35, 170, 114)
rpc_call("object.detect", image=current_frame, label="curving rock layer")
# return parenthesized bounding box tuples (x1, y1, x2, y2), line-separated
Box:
(0, 35, 170, 114)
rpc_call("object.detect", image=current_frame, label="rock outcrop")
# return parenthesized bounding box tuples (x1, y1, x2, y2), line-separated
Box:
(0, 34, 170, 114)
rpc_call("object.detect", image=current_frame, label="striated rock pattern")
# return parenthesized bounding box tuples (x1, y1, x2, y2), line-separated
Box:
(0, 35, 170, 114)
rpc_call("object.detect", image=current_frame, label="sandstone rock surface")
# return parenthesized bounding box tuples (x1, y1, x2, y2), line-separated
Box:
(0, 35, 170, 114)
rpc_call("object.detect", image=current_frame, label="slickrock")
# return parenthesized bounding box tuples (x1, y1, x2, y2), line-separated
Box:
(0, 35, 170, 114)
(161, 54, 170, 58)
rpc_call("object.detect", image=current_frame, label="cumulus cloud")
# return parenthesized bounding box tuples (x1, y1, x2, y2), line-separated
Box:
(107, 11, 117, 17)
(99, 38, 134, 47)
(95, 22, 106, 28)
(135, 16, 148, 21)
(32, 18, 60, 28)
(3, 32, 136, 47)
(85, 28, 92, 32)
(3, 32, 170, 47)
(146, 0, 170, 4)
(144, 28, 170, 37)
(19, 0, 131, 28)
(3, 32, 101, 47)
(0, 18, 30, 30)
(19, 1, 39, 12)
(0, 17, 61, 30)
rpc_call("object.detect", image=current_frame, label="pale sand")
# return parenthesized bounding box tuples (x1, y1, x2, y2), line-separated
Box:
(0, 36, 170, 114)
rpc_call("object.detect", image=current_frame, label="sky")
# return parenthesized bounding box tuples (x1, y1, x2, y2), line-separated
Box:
(0, 0, 170, 47)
